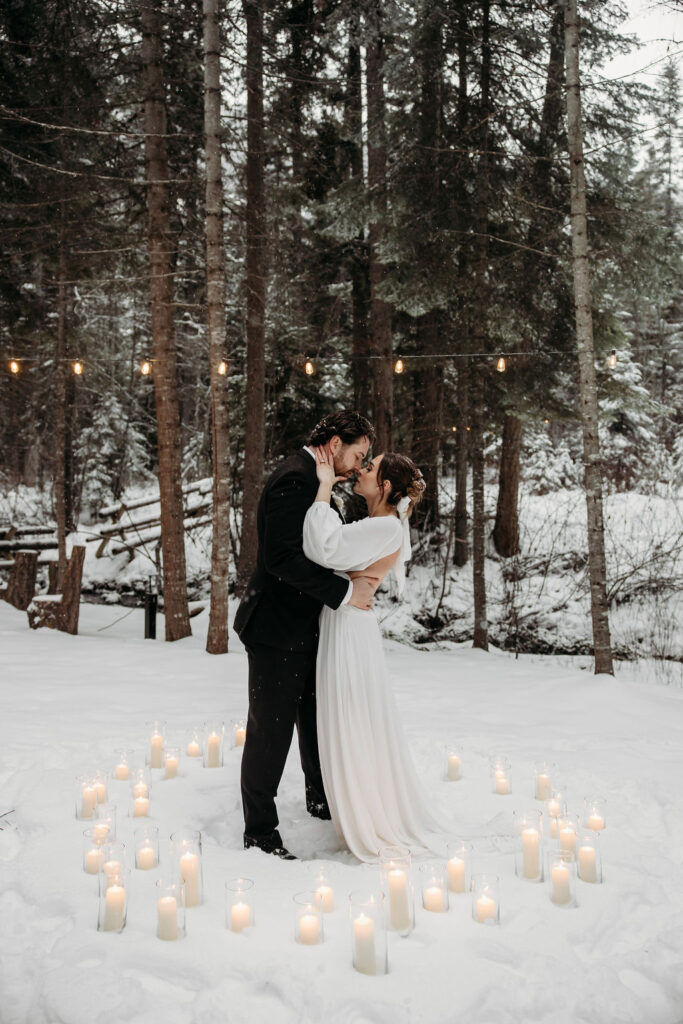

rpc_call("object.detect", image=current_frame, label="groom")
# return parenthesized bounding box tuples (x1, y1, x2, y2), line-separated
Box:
(234, 410, 376, 858)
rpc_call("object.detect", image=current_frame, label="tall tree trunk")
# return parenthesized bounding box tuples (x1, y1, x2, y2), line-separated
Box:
(237, 0, 267, 591)
(54, 212, 69, 589)
(365, 0, 393, 453)
(203, 0, 231, 654)
(453, 358, 469, 566)
(564, 0, 613, 674)
(142, 0, 191, 641)
(492, 412, 521, 556)
(471, 0, 491, 652)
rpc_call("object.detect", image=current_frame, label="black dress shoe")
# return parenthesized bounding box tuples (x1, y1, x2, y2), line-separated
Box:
(307, 801, 332, 820)
(244, 833, 297, 860)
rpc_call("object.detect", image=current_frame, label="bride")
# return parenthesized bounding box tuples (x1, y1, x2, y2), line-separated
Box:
(303, 446, 444, 862)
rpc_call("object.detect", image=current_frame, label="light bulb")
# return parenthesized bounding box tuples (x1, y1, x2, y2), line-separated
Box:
(140, 360, 152, 376)
(496, 356, 506, 373)
(452, 425, 457, 432)
(607, 350, 617, 370)
(394, 358, 404, 374)
(217, 360, 228, 376)
(304, 359, 315, 376)
(9, 359, 20, 374)
(72, 360, 83, 376)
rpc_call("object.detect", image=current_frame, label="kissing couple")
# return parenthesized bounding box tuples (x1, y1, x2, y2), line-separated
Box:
(234, 410, 443, 862)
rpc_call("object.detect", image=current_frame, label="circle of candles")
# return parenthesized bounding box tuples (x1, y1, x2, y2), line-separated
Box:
(293, 892, 323, 945)
(225, 878, 255, 933)
(171, 830, 203, 908)
(145, 721, 166, 769)
(584, 795, 607, 831)
(203, 722, 224, 768)
(379, 846, 413, 934)
(534, 762, 553, 801)
(186, 729, 201, 758)
(164, 748, 179, 779)
(76, 776, 97, 820)
(513, 810, 543, 882)
(446, 840, 471, 894)
(156, 880, 185, 941)
(419, 863, 449, 913)
(558, 813, 579, 855)
(100, 883, 126, 931)
(549, 850, 577, 907)
(490, 756, 511, 795)
(113, 753, 130, 781)
(134, 826, 159, 870)
(82, 828, 106, 874)
(93, 773, 108, 805)
(546, 786, 567, 838)
(577, 829, 602, 884)
(471, 874, 500, 925)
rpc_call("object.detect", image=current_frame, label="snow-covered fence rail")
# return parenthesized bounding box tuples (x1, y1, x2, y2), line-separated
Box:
(98, 478, 212, 522)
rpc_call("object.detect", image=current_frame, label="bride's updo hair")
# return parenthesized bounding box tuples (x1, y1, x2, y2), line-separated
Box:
(376, 453, 425, 518)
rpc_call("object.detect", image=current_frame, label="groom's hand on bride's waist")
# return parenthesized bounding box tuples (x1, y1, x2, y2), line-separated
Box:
(349, 577, 375, 610)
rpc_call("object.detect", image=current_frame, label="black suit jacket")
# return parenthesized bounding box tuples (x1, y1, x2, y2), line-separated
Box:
(234, 449, 349, 652)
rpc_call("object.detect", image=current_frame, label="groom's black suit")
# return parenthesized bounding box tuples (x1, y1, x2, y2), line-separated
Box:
(234, 448, 349, 845)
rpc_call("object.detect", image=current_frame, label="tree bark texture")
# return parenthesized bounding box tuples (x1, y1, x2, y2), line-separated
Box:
(54, 227, 69, 589)
(471, 0, 491, 652)
(365, 0, 393, 453)
(4, 550, 38, 610)
(237, 0, 267, 592)
(492, 413, 521, 557)
(564, 0, 613, 674)
(141, 0, 191, 641)
(203, 0, 231, 654)
(453, 6, 470, 567)
(453, 359, 469, 566)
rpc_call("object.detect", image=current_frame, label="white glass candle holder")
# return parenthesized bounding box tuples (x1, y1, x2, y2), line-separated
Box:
(549, 850, 577, 907)
(379, 846, 414, 935)
(576, 829, 603, 884)
(93, 771, 108, 805)
(490, 756, 511, 795)
(312, 870, 335, 914)
(233, 720, 246, 748)
(445, 743, 461, 781)
(513, 810, 543, 882)
(471, 873, 500, 925)
(145, 720, 166, 769)
(546, 787, 567, 839)
(130, 766, 152, 818)
(185, 727, 202, 759)
(349, 890, 388, 976)
(446, 839, 472, 894)
(82, 828, 106, 874)
(534, 762, 552, 802)
(97, 874, 127, 932)
(112, 751, 130, 781)
(294, 891, 324, 945)
(98, 841, 128, 893)
(75, 775, 98, 820)
(156, 880, 186, 941)
(419, 862, 449, 913)
(225, 878, 255, 932)
(94, 802, 117, 843)
(584, 794, 607, 831)
(557, 812, 579, 855)
(171, 829, 203, 907)
(203, 722, 224, 768)
(134, 825, 159, 870)
(163, 747, 180, 780)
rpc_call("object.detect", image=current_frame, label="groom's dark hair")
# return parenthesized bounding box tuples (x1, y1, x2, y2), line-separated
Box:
(308, 410, 375, 447)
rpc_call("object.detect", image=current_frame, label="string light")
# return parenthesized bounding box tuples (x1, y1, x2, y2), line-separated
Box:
(304, 358, 315, 376)
(217, 359, 228, 376)
(607, 349, 618, 369)
(496, 356, 506, 373)
(140, 359, 152, 376)
(72, 359, 83, 376)
(9, 359, 20, 375)
(452, 425, 457, 432)
(394, 357, 405, 374)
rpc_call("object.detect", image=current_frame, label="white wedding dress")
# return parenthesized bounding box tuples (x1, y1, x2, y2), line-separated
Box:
(303, 502, 444, 862)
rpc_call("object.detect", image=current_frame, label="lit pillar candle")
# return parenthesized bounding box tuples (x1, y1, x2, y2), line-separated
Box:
(447, 856, 466, 894)
(137, 845, 156, 870)
(180, 852, 200, 906)
(157, 895, 178, 940)
(93, 822, 110, 843)
(234, 726, 246, 748)
(103, 884, 125, 930)
(495, 775, 510, 795)
(588, 813, 604, 831)
(115, 763, 129, 781)
(315, 885, 334, 914)
(94, 782, 107, 804)
(85, 848, 102, 874)
(134, 796, 150, 817)
(133, 782, 148, 799)
(551, 862, 571, 905)
(476, 894, 496, 923)
(81, 786, 97, 819)
(103, 859, 121, 886)
(353, 913, 376, 975)
(150, 733, 163, 769)
(165, 755, 178, 779)
(447, 755, 461, 781)
(298, 913, 319, 945)
(578, 845, 597, 883)
(187, 739, 200, 757)
(522, 827, 540, 879)
(230, 901, 251, 932)
(559, 825, 577, 854)
(535, 773, 551, 801)
(207, 733, 221, 768)
(388, 869, 411, 929)
(423, 886, 444, 913)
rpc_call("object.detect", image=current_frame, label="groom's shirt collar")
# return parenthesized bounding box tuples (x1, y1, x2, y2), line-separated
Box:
(303, 446, 315, 460)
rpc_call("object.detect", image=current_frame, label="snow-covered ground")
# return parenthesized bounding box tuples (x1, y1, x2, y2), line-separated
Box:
(2, 600, 683, 1024)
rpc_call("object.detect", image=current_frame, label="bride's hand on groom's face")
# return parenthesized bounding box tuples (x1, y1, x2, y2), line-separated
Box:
(314, 446, 347, 487)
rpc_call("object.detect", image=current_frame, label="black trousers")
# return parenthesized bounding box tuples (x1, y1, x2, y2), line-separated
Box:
(241, 642, 327, 842)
